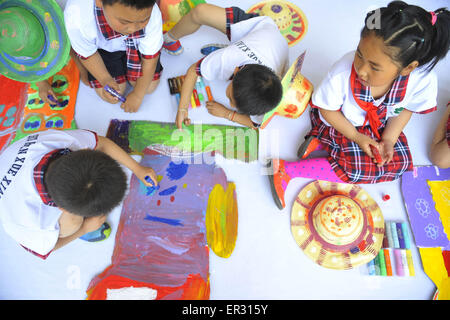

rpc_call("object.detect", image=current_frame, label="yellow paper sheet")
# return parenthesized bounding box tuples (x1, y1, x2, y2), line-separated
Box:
(427, 180, 450, 239)
(419, 247, 448, 299)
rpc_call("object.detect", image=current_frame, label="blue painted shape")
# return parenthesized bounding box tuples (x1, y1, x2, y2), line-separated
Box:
(166, 161, 189, 181)
(144, 214, 183, 226)
(158, 185, 177, 196)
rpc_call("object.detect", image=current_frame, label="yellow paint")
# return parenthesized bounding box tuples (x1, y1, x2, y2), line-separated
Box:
(419, 247, 449, 298)
(183, 183, 187, 189)
(427, 180, 450, 239)
(205, 183, 238, 258)
(157, 175, 163, 182)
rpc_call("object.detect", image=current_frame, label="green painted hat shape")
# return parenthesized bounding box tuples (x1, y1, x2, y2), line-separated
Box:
(0, 0, 70, 82)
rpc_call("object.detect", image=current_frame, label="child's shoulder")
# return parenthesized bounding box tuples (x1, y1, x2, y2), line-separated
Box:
(327, 51, 355, 79)
(65, 0, 93, 11)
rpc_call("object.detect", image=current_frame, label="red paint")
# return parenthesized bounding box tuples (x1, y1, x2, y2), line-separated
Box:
(382, 194, 390, 201)
(170, 196, 175, 202)
(157, 200, 161, 206)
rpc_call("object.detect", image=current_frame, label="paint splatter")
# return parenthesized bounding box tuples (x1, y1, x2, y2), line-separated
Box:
(166, 161, 189, 181)
(159, 185, 177, 196)
(144, 214, 183, 226)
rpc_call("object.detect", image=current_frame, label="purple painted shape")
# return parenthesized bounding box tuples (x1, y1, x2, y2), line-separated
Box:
(401, 166, 450, 247)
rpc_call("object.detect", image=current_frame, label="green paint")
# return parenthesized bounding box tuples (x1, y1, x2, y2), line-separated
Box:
(126, 121, 258, 162)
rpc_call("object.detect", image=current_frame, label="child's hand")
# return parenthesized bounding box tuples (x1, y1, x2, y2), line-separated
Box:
(135, 165, 158, 187)
(81, 215, 107, 234)
(354, 132, 379, 159)
(36, 80, 58, 105)
(206, 101, 229, 118)
(175, 108, 191, 129)
(377, 139, 395, 167)
(121, 91, 143, 113)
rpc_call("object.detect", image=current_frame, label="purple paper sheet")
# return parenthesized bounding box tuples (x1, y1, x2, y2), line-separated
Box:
(401, 166, 450, 248)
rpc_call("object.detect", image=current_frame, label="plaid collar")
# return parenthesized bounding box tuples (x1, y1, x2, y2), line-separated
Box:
(350, 64, 409, 139)
(95, 5, 146, 80)
(34, 148, 71, 207)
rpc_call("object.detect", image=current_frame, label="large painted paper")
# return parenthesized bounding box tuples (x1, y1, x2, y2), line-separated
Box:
(106, 119, 259, 162)
(158, 0, 206, 32)
(401, 166, 450, 247)
(86, 148, 238, 299)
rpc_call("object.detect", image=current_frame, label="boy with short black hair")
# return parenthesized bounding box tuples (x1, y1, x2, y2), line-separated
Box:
(166, 4, 288, 129)
(64, 0, 164, 113)
(0, 129, 157, 259)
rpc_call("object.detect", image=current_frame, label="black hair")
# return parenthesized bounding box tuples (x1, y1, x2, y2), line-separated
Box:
(361, 1, 450, 72)
(45, 149, 127, 217)
(232, 64, 283, 115)
(101, 0, 156, 9)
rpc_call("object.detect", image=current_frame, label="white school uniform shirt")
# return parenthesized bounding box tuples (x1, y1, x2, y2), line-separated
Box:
(312, 51, 438, 127)
(0, 129, 98, 256)
(199, 16, 289, 125)
(64, 0, 163, 58)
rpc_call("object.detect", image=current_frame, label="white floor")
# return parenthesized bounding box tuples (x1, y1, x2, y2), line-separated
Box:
(0, 0, 449, 299)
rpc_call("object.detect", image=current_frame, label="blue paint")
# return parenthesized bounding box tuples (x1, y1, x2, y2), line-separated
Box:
(166, 161, 189, 181)
(158, 185, 177, 196)
(144, 214, 183, 226)
(146, 184, 160, 196)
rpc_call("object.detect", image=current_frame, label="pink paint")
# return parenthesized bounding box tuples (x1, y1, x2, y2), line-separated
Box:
(283, 157, 345, 184)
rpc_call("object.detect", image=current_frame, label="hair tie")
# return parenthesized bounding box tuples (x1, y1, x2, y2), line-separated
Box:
(430, 11, 437, 26)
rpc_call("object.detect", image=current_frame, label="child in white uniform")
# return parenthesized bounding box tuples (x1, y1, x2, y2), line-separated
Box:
(268, 1, 450, 209)
(163, 4, 288, 129)
(0, 129, 157, 259)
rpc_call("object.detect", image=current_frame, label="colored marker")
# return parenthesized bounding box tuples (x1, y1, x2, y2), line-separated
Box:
(373, 254, 381, 275)
(383, 249, 393, 276)
(192, 88, 201, 107)
(370, 144, 382, 163)
(47, 94, 62, 106)
(168, 78, 177, 94)
(205, 86, 213, 101)
(382, 226, 389, 248)
(401, 222, 411, 249)
(391, 221, 400, 248)
(367, 259, 376, 275)
(144, 175, 155, 187)
(394, 249, 404, 276)
(104, 85, 126, 102)
(385, 222, 394, 248)
(401, 250, 409, 276)
(378, 251, 387, 276)
(396, 223, 406, 249)
(405, 249, 415, 276)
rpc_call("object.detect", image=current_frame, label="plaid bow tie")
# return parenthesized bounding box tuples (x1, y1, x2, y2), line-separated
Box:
(350, 64, 409, 140)
(95, 5, 145, 81)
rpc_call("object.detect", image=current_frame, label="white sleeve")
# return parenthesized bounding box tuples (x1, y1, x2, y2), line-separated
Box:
(404, 70, 438, 113)
(64, 1, 98, 58)
(39, 129, 98, 151)
(138, 5, 163, 56)
(311, 71, 345, 111)
(200, 47, 240, 81)
(62, 129, 98, 150)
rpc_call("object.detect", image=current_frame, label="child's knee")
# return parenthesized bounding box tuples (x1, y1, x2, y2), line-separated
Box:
(190, 3, 211, 24)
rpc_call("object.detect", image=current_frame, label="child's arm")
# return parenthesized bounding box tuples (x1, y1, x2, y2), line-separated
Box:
(430, 104, 450, 168)
(121, 55, 159, 113)
(95, 136, 158, 186)
(206, 101, 257, 128)
(378, 109, 413, 166)
(319, 108, 379, 158)
(79, 52, 121, 103)
(175, 63, 198, 129)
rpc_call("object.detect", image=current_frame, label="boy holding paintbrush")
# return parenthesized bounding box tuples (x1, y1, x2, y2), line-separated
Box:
(163, 4, 288, 128)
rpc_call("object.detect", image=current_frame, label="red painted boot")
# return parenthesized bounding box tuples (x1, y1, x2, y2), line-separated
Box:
(267, 159, 292, 210)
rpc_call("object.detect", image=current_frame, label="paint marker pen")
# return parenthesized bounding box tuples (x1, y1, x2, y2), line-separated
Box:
(401, 222, 411, 249)
(382, 226, 389, 248)
(400, 249, 409, 276)
(396, 222, 406, 249)
(391, 221, 400, 248)
(104, 85, 126, 103)
(405, 249, 415, 276)
(192, 88, 201, 107)
(367, 259, 376, 275)
(144, 175, 155, 187)
(385, 222, 394, 248)
(370, 144, 382, 163)
(168, 78, 175, 94)
(378, 250, 387, 276)
(394, 249, 404, 276)
(373, 254, 381, 275)
(205, 86, 213, 101)
(383, 249, 393, 276)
